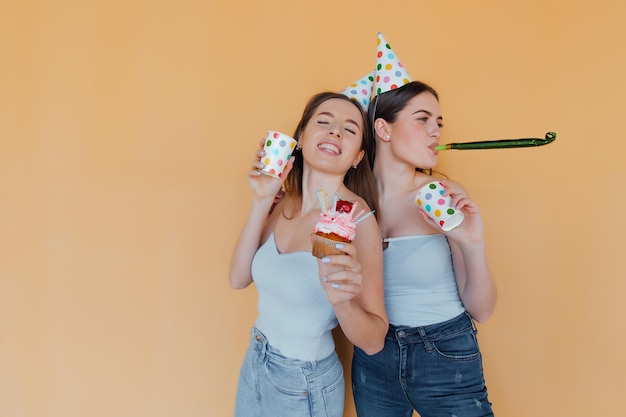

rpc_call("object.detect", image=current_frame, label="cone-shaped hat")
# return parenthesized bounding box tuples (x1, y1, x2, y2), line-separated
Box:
(340, 70, 375, 110)
(373, 32, 412, 96)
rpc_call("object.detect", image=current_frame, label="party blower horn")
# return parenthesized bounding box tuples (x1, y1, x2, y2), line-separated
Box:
(435, 131, 556, 151)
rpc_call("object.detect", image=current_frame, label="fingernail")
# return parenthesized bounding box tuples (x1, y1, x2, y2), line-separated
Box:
(334, 243, 344, 249)
(322, 257, 330, 263)
(331, 283, 340, 289)
(258, 163, 265, 169)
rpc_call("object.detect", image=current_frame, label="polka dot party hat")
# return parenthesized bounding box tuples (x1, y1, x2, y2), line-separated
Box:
(340, 70, 375, 110)
(373, 32, 412, 96)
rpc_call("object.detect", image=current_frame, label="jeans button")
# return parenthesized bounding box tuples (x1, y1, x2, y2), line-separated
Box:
(255, 334, 261, 342)
(397, 330, 406, 338)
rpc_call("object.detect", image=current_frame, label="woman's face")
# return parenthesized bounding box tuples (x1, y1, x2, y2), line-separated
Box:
(299, 98, 365, 173)
(387, 91, 442, 169)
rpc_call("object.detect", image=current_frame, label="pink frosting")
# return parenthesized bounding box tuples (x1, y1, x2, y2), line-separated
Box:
(313, 212, 357, 241)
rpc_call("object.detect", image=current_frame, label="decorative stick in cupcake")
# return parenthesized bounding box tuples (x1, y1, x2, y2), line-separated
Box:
(311, 189, 374, 258)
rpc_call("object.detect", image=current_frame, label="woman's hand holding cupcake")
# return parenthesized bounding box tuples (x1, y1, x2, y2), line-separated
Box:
(317, 242, 363, 306)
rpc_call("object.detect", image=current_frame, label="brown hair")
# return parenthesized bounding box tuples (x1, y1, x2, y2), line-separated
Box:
(369, 81, 440, 174)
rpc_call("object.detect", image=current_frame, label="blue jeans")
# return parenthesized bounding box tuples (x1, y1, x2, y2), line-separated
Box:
(352, 312, 494, 417)
(234, 327, 345, 417)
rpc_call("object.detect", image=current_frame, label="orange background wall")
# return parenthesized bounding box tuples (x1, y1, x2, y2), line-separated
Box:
(1, 1, 625, 416)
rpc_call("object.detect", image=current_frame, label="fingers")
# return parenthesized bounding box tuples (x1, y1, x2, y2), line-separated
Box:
(316, 242, 363, 301)
(321, 270, 363, 297)
(280, 156, 295, 179)
(322, 240, 357, 258)
(440, 180, 473, 211)
(317, 248, 359, 275)
(448, 191, 480, 215)
(451, 195, 472, 210)
(322, 267, 362, 285)
(320, 250, 361, 271)
(250, 147, 265, 170)
(247, 145, 286, 199)
(250, 146, 296, 182)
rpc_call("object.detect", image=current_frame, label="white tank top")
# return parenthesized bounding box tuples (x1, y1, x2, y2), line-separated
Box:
(383, 234, 465, 327)
(251, 233, 337, 361)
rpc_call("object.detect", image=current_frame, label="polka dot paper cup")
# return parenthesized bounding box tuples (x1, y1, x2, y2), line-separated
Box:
(259, 131, 297, 178)
(415, 181, 465, 232)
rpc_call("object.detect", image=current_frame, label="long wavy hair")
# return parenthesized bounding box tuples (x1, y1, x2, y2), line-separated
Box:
(282, 92, 379, 216)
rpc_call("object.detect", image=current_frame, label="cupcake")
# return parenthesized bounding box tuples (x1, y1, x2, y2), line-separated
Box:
(311, 190, 374, 258)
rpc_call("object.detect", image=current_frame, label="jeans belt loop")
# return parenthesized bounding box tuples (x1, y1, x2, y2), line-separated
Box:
(417, 327, 434, 353)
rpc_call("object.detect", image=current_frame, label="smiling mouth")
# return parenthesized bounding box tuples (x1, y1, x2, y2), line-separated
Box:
(318, 142, 341, 155)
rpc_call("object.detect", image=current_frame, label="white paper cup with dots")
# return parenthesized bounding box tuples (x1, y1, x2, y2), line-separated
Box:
(259, 131, 297, 178)
(415, 181, 465, 231)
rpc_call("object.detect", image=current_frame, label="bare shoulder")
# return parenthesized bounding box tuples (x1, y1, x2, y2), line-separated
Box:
(260, 198, 287, 243)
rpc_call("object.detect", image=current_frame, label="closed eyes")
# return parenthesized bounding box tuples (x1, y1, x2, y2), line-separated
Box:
(316, 119, 357, 135)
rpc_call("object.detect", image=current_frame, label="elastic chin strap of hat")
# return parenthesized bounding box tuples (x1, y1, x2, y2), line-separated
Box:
(369, 94, 379, 141)
(367, 94, 380, 168)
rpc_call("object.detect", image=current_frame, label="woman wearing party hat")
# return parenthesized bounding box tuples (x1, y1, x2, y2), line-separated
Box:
(351, 33, 497, 417)
(229, 89, 387, 417)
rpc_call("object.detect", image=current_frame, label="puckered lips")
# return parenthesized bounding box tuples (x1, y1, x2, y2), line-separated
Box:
(317, 141, 341, 155)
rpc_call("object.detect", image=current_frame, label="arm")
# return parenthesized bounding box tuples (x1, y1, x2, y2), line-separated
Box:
(228, 143, 294, 289)
(440, 180, 497, 322)
(228, 195, 277, 289)
(448, 238, 496, 322)
(319, 214, 388, 354)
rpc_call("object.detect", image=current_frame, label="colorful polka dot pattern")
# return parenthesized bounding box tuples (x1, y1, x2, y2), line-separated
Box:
(373, 32, 412, 97)
(415, 181, 465, 231)
(260, 131, 297, 178)
(340, 70, 375, 110)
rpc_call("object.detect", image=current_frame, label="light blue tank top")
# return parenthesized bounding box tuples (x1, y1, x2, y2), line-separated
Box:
(251, 233, 338, 361)
(383, 234, 465, 327)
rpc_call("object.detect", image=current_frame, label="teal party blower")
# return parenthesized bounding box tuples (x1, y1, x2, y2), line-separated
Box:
(435, 131, 556, 151)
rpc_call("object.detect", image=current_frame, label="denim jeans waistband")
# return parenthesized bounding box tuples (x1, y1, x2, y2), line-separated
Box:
(251, 326, 338, 375)
(387, 311, 476, 343)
